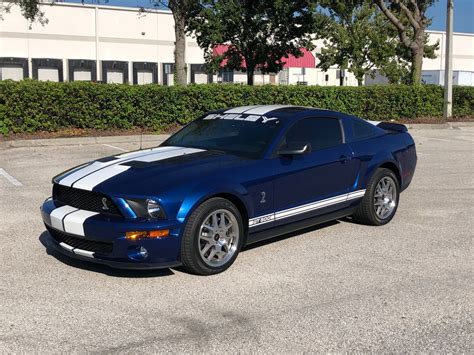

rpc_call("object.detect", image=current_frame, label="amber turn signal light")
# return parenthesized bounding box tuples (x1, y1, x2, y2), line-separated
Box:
(126, 229, 169, 240)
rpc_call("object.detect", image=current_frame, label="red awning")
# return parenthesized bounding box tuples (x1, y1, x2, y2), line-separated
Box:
(212, 45, 315, 69)
(282, 48, 315, 68)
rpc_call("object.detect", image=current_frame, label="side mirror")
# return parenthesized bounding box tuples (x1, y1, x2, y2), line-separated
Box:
(278, 141, 311, 156)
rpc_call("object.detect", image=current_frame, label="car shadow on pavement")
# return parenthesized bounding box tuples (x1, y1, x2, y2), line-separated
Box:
(38, 232, 174, 278)
(242, 220, 340, 251)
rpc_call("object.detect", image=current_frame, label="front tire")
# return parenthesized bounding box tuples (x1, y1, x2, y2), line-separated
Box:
(353, 168, 400, 226)
(181, 198, 244, 275)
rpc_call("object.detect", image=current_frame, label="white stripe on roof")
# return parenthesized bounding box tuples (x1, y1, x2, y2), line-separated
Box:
(243, 105, 293, 115)
(224, 105, 263, 114)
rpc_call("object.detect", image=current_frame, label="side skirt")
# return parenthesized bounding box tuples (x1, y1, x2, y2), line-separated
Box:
(245, 206, 357, 246)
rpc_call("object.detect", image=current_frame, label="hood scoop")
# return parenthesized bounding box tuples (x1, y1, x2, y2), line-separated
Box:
(120, 150, 224, 169)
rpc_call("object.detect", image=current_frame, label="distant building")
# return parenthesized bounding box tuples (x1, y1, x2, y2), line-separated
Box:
(365, 30, 474, 86)
(1, 2, 473, 86)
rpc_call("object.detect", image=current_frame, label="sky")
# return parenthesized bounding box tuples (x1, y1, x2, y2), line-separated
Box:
(65, 0, 474, 34)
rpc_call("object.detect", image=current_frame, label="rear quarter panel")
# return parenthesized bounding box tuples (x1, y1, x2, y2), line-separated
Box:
(348, 131, 417, 191)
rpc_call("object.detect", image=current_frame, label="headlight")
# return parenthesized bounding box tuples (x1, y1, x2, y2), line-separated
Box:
(125, 198, 166, 219)
(147, 199, 163, 219)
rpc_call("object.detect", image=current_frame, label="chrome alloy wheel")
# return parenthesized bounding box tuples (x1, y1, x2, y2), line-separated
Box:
(198, 209, 240, 267)
(374, 176, 397, 220)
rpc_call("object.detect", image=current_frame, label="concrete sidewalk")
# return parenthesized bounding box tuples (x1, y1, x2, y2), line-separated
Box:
(1, 122, 473, 149)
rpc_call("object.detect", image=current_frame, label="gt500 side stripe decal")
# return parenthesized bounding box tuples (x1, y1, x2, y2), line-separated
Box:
(249, 190, 366, 228)
(248, 213, 275, 227)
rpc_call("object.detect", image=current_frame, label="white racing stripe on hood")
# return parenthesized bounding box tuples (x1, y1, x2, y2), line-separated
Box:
(59, 160, 118, 187)
(73, 165, 131, 191)
(132, 147, 204, 162)
(68, 147, 206, 191)
(57, 146, 183, 188)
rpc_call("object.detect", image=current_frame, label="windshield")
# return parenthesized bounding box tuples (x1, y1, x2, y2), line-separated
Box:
(162, 115, 282, 159)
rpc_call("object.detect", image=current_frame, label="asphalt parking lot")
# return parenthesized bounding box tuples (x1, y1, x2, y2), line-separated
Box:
(0, 124, 472, 352)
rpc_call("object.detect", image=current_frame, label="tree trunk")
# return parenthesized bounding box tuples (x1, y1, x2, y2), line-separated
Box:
(171, 2, 187, 86)
(410, 48, 423, 85)
(357, 78, 363, 86)
(247, 69, 254, 86)
(410, 29, 425, 85)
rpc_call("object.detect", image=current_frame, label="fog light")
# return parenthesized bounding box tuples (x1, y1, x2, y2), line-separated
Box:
(128, 246, 148, 261)
(137, 246, 148, 258)
(126, 229, 169, 240)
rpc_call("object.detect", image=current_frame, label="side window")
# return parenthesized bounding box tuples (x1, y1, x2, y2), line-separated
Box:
(280, 118, 343, 151)
(352, 119, 375, 140)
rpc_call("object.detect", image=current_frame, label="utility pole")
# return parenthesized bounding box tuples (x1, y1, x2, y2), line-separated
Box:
(443, 0, 454, 119)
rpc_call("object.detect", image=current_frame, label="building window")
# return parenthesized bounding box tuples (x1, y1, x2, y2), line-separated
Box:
(133, 62, 158, 85)
(68, 59, 97, 82)
(0, 58, 28, 81)
(102, 61, 128, 84)
(162, 63, 175, 85)
(279, 68, 289, 85)
(190, 64, 212, 84)
(218, 69, 233, 83)
(32, 58, 63, 82)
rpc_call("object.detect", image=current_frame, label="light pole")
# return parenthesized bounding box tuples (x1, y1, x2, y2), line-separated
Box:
(443, 0, 454, 119)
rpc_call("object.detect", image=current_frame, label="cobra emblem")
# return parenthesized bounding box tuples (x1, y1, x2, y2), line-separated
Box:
(101, 197, 109, 211)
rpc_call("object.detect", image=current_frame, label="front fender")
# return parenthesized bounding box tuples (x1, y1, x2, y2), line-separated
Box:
(176, 179, 251, 224)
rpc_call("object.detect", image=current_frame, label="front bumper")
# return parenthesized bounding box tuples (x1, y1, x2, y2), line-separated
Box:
(41, 198, 183, 270)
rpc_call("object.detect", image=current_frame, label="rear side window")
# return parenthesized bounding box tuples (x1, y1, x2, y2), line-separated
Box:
(352, 119, 376, 140)
(281, 117, 343, 151)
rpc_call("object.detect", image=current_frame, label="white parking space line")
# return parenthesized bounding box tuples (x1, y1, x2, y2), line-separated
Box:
(427, 138, 451, 142)
(0, 168, 23, 186)
(102, 143, 128, 152)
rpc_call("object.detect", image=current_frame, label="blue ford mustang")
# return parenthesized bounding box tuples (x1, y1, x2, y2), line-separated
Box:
(41, 105, 417, 275)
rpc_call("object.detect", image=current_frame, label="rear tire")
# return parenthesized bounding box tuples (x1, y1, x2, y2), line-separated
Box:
(181, 198, 244, 275)
(353, 168, 400, 226)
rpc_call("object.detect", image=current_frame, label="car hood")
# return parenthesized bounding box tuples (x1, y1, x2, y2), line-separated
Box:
(54, 146, 251, 196)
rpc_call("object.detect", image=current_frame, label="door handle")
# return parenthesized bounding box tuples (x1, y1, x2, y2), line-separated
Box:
(338, 155, 351, 163)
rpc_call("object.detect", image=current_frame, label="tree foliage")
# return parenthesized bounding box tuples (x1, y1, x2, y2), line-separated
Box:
(187, 0, 318, 85)
(0, 0, 46, 24)
(317, 0, 410, 85)
(374, 0, 439, 85)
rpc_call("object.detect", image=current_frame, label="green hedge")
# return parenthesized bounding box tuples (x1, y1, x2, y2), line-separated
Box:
(0, 80, 472, 135)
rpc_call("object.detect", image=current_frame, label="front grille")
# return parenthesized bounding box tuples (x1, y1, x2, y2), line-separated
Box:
(47, 226, 113, 254)
(53, 184, 122, 217)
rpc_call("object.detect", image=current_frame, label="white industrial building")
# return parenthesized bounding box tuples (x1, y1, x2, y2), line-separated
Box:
(1, 2, 473, 86)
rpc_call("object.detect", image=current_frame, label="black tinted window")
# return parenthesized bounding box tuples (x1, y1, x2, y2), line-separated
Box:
(281, 118, 342, 151)
(352, 119, 375, 139)
(162, 116, 282, 159)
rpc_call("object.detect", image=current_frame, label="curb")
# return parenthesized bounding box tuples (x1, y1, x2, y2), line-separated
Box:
(406, 122, 474, 130)
(1, 122, 473, 149)
(0, 134, 170, 149)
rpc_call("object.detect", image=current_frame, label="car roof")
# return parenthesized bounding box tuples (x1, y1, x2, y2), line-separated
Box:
(212, 105, 349, 120)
